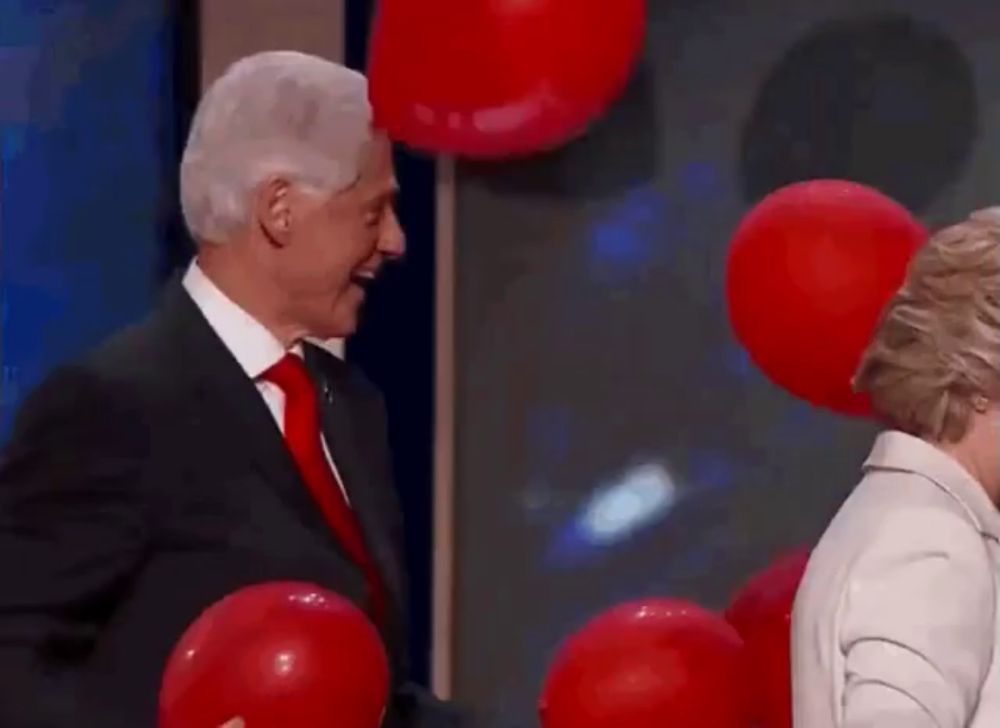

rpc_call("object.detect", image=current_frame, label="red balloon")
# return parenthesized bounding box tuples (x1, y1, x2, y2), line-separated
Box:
(725, 549, 811, 728)
(368, 0, 645, 158)
(726, 180, 925, 416)
(539, 599, 750, 728)
(159, 582, 389, 728)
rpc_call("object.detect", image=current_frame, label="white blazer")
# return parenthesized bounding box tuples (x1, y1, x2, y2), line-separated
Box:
(792, 430, 1000, 727)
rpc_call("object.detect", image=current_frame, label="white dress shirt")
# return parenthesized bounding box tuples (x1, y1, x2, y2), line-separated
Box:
(182, 262, 349, 501)
(792, 430, 1000, 727)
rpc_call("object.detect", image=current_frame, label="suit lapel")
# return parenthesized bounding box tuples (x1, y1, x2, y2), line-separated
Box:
(304, 345, 404, 610)
(160, 283, 401, 622)
(161, 284, 345, 548)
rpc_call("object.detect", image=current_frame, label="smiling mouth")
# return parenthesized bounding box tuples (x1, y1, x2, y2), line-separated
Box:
(350, 271, 377, 290)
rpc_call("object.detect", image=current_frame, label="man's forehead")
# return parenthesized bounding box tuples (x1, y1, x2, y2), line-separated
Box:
(324, 131, 394, 198)
(358, 134, 396, 187)
(363, 132, 393, 165)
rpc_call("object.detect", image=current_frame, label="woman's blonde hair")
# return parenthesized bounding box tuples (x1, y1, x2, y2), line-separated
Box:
(854, 207, 1000, 442)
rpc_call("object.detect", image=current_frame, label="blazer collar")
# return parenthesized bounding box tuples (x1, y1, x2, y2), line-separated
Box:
(864, 430, 1000, 541)
(181, 261, 287, 380)
(156, 280, 339, 540)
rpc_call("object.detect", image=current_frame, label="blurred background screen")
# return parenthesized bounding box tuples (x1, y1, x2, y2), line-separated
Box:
(450, 1, 1000, 725)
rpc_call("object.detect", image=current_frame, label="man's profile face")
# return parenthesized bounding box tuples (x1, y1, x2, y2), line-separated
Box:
(276, 133, 404, 339)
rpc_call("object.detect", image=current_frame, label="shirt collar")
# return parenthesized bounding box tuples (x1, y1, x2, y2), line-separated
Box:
(182, 261, 291, 379)
(864, 430, 1000, 541)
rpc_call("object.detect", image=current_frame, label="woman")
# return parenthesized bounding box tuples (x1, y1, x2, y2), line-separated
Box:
(792, 207, 1000, 727)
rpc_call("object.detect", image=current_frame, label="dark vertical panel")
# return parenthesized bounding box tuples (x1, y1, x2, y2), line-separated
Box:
(345, 0, 436, 687)
(158, 0, 200, 280)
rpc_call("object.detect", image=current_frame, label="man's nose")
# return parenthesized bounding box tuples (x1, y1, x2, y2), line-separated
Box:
(379, 208, 405, 259)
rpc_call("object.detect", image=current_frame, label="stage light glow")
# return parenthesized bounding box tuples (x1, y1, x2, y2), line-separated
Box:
(543, 461, 679, 568)
(579, 462, 678, 544)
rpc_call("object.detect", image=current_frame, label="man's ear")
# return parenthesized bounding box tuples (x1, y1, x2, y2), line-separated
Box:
(254, 176, 293, 246)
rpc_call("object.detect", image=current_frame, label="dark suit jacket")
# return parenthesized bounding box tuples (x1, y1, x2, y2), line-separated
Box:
(0, 283, 460, 728)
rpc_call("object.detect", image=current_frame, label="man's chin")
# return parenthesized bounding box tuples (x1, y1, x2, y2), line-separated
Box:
(311, 309, 360, 342)
(307, 335, 349, 357)
(309, 326, 356, 345)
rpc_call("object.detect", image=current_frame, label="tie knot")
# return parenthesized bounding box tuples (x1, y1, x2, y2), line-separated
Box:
(260, 353, 314, 400)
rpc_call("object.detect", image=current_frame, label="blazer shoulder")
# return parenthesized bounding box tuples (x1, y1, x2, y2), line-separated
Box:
(847, 481, 993, 579)
(80, 309, 173, 382)
(814, 470, 991, 589)
(3, 360, 151, 467)
(851, 467, 981, 528)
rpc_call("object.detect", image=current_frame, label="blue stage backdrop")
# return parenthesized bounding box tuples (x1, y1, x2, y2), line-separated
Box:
(0, 0, 190, 438)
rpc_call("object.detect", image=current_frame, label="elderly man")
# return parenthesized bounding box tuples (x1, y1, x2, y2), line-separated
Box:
(0, 52, 460, 728)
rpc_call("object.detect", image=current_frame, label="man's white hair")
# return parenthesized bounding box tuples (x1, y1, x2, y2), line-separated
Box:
(180, 51, 372, 244)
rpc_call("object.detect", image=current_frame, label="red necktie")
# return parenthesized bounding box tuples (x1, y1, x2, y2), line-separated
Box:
(261, 353, 386, 624)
